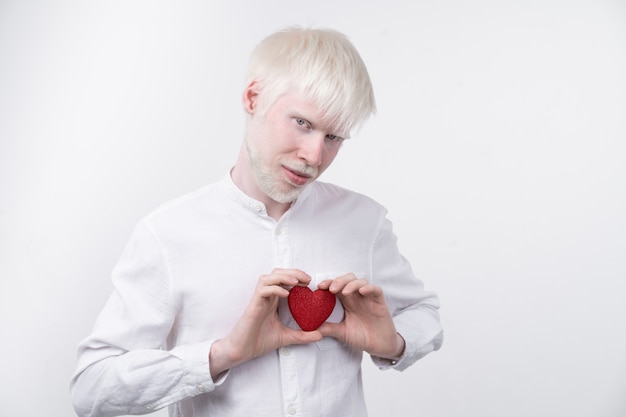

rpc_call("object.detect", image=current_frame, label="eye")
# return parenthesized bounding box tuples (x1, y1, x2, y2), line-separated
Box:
(325, 133, 344, 143)
(295, 118, 310, 129)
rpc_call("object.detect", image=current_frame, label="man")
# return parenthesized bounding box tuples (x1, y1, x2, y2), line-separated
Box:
(70, 27, 443, 417)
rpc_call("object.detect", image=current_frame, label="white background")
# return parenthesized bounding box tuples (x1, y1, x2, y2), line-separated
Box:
(1, 1, 625, 416)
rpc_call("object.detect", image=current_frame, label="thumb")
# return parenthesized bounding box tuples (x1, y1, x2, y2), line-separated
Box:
(283, 328, 323, 345)
(317, 322, 344, 342)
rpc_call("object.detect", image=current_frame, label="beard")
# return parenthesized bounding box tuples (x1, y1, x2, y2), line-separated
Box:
(246, 140, 317, 204)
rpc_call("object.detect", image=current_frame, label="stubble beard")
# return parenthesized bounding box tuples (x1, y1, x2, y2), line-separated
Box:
(246, 141, 314, 204)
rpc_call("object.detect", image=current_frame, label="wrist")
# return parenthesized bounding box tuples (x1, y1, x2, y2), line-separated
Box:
(209, 339, 242, 380)
(390, 333, 405, 361)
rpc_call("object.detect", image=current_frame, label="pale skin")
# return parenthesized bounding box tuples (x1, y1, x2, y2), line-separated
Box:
(209, 81, 405, 380)
(231, 81, 344, 219)
(209, 270, 405, 380)
(317, 274, 406, 360)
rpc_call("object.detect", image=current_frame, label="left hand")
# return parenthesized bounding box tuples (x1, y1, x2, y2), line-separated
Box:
(316, 273, 405, 360)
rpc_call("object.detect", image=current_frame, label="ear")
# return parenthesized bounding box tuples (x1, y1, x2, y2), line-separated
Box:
(242, 80, 260, 115)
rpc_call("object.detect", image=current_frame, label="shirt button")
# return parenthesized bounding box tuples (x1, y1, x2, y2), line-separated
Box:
(196, 384, 206, 392)
(287, 405, 297, 415)
(281, 347, 290, 356)
(254, 205, 262, 212)
(275, 228, 282, 235)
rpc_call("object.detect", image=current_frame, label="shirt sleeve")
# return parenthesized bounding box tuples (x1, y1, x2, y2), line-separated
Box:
(70, 220, 227, 417)
(369, 213, 444, 371)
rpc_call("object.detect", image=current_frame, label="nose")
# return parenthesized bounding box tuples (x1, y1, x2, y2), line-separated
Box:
(297, 133, 324, 167)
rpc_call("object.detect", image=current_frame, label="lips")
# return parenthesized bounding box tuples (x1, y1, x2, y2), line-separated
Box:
(283, 166, 313, 186)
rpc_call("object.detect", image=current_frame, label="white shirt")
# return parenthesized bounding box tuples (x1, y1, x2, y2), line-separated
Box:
(70, 174, 443, 417)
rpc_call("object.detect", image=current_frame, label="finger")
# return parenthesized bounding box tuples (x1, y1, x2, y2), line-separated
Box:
(257, 274, 296, 291)
(257, 285, 290, 299)
(271, 268, 311, 281)
(328, 273, 359, 293)
(259, 269, 311, 288)
(274, 269, 312, 286)
(340, 278, 370, 296)
(282, 328, 324, 345)
(357, 283, 383, 297)
(316, 279, 332, 290)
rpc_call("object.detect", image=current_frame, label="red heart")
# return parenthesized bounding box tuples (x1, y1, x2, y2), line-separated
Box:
(287, 286, 336, 331)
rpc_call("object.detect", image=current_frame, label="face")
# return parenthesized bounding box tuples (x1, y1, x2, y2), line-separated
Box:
(244, 88, 347, 204)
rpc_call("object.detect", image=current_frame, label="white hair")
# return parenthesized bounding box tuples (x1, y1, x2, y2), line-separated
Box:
(245, 26, 376, 135)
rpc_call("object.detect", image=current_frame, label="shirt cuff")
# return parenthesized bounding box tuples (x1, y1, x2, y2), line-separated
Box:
(370, 353, 402, 369)
(371, 307, 444, 371)
(170, 340, 230, 395)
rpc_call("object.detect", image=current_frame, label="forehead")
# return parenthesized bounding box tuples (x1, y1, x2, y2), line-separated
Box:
(270, 91, 351, 137)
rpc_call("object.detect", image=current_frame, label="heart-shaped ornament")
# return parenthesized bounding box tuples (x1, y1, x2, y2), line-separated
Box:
(287, 286, 336, 331)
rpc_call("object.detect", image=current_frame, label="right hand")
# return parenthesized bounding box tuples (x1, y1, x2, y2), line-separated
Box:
(208, 268, 323, 378)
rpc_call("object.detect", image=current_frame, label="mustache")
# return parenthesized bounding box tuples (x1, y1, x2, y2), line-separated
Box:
(283, 162, 318, 178)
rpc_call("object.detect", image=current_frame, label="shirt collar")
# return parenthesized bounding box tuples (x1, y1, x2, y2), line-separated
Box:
(219, 171, 313, 216)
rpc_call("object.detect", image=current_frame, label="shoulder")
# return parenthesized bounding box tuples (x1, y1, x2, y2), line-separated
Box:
(138, 179, 228, 236)
(148, 183, 217, 217)
(306, 180, 388, 217)
(310, 180, 382, 205)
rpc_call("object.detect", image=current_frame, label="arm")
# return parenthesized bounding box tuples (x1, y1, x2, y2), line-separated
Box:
(71, 222, 323, 416)
(70, 222, 216, 417)
(369, 214, 443, 370)
(317, 214, 443, 371)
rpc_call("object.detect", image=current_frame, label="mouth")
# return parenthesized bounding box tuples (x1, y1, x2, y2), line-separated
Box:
(282, 166, 314, 187)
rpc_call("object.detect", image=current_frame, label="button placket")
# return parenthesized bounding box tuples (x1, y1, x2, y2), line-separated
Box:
(273, 219, 290, 264)
(274, 219, 301, 415)
(278, 347, 301, 417)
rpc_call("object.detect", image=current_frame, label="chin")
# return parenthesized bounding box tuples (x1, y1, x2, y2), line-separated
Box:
(266, 184, 305, 204)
